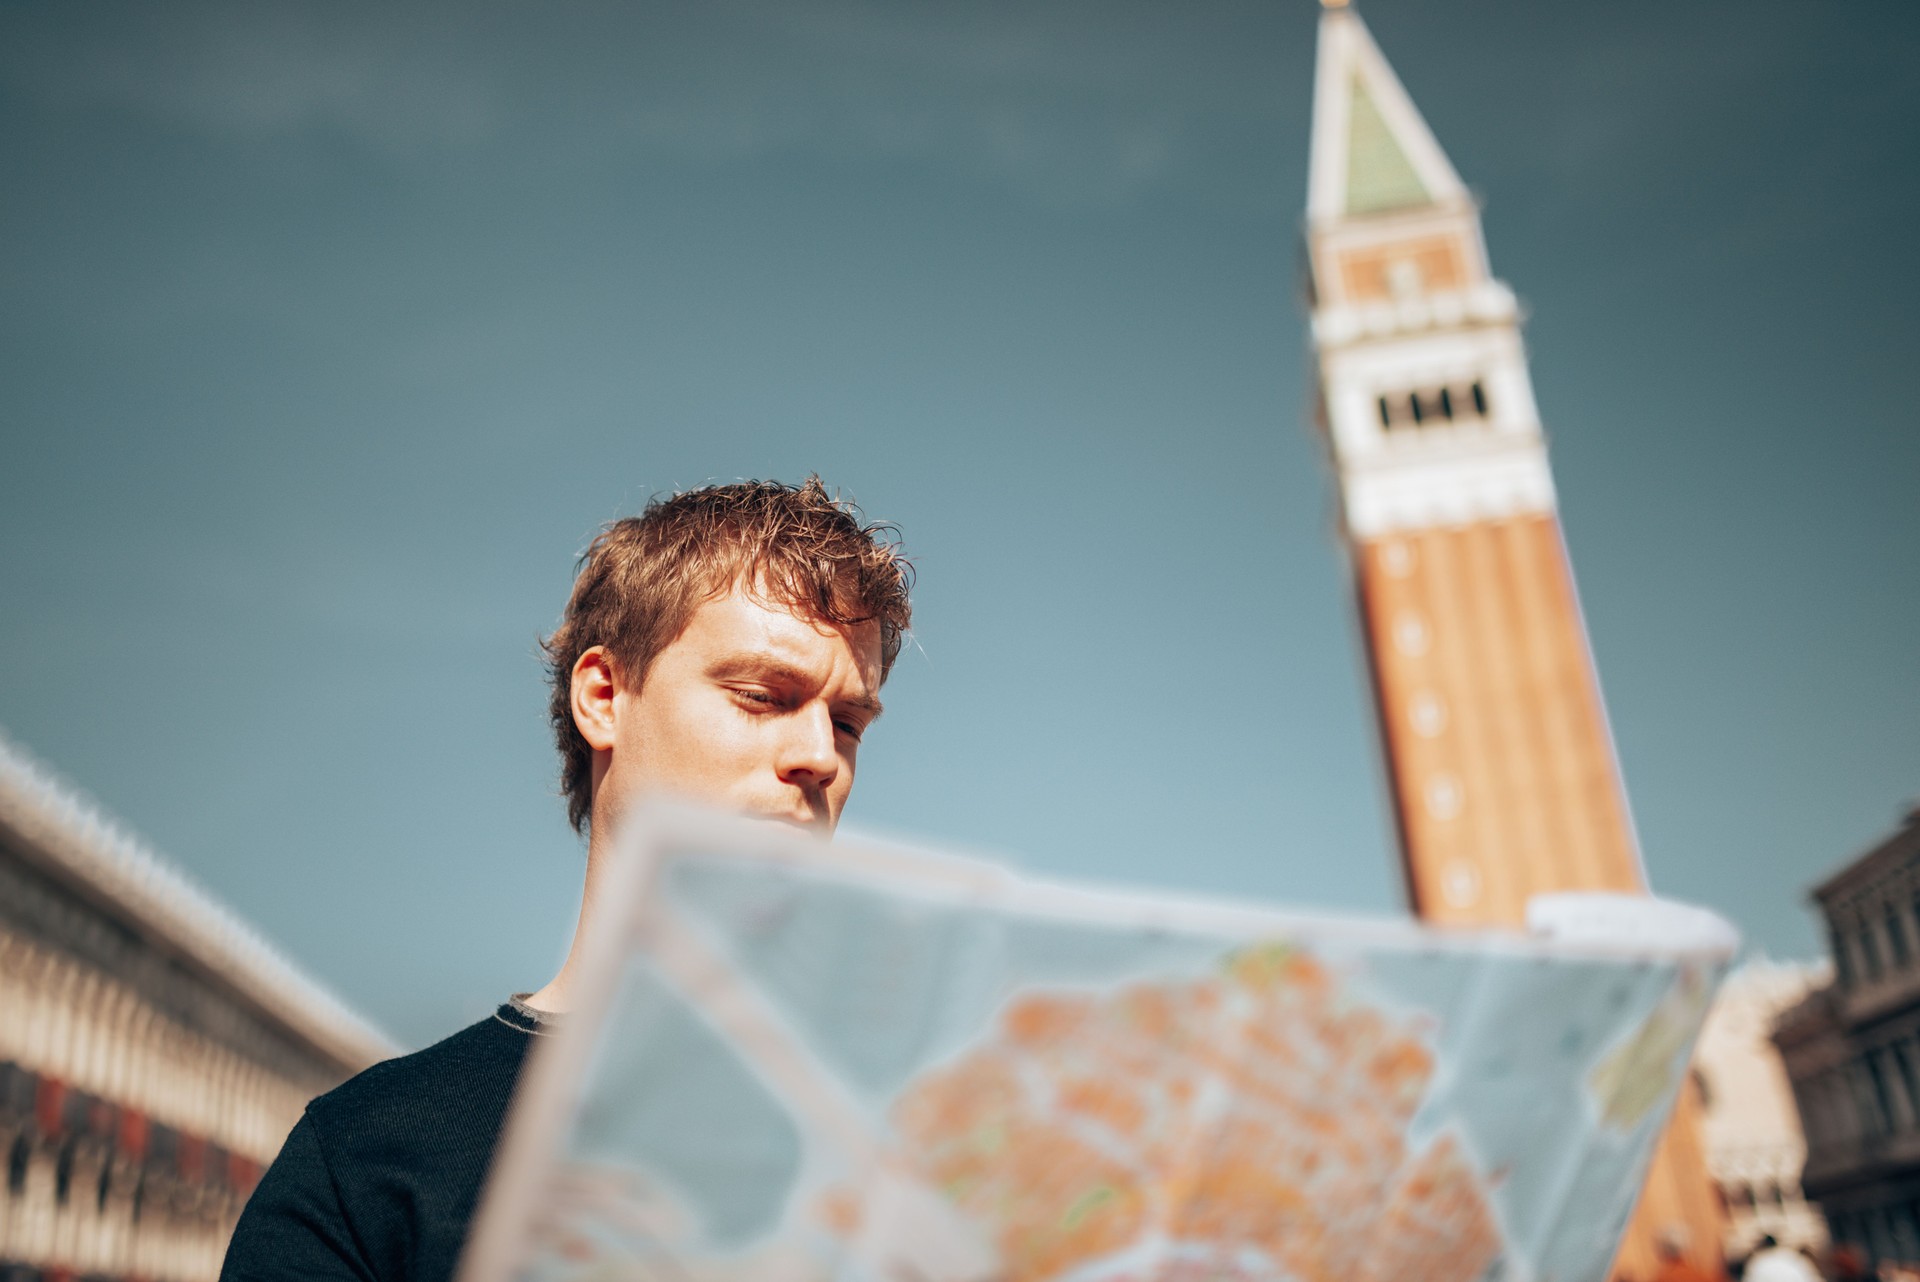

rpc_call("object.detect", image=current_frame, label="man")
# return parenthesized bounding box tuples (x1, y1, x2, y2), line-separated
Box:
(220, 478, 914, 1281)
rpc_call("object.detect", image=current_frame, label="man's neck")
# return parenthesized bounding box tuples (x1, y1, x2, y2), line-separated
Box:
(523, 836, 618, 1014)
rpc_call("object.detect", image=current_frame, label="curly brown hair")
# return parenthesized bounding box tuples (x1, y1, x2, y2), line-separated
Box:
(542, 477, 913, 834)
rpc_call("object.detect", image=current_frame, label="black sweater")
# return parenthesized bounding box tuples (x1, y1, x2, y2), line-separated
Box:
(220, 1001, 545, 1282)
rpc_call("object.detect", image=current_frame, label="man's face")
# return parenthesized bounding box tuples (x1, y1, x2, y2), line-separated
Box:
(581, 584, 884, 836)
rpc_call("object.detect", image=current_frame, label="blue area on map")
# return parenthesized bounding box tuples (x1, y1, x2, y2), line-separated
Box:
(661, 858, 1227, 1101)
(567, 957, 802, 1248)
(1361, 951, 1680, 1282)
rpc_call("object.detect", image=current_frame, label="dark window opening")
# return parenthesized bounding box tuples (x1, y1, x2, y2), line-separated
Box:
(1862, 922, 1884, 982)
(1889, 903, 1911, 969)
(1896, 1043, 1920, 1129)
(1377, 380, 1492, 433)
(54, 1141, 73, 1206)
(7, 1136, 27, 1195)
(1867, 1054, 1896, 1131)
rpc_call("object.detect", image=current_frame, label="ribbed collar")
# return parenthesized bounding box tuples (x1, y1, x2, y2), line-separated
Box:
(493, 993, 563, 1036)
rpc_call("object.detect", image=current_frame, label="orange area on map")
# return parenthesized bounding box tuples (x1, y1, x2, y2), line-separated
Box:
(887, 946, 1500, 1282)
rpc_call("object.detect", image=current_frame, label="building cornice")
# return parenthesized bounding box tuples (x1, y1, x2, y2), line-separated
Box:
(1769, 986, 1843, 1050)
(1312, 281, 1520, 349)
(1809, 809, 1920, 904)
(0, 729, 399, 1074)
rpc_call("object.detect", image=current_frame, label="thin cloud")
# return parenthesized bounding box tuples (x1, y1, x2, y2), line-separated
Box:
(0, 0, 1294, 207)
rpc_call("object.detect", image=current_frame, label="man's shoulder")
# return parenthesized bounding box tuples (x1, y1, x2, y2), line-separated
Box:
(306, 1005, 536, 1154)
(222, 1006, 542, 1282)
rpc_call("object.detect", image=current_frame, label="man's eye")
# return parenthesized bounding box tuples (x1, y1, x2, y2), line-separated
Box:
(734, 689, 777, 708)
(834, 720, 864, 742)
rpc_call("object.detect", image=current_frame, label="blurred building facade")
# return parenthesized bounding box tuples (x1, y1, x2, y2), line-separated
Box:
(0, 732, 394, 1281)
(1774, 807, 1920, 1270)
(1300, 7, 1723, 1278)
(1693, 960, 1830, 1258)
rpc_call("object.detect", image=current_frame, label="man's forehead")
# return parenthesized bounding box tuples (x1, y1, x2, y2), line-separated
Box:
(694, 587, 883, 686)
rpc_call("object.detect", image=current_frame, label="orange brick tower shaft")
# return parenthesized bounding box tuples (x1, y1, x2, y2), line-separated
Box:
(1302, 7, 1723, 1279)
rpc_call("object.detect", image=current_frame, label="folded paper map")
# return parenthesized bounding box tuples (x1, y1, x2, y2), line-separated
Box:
(461, 805, 1737, 1282)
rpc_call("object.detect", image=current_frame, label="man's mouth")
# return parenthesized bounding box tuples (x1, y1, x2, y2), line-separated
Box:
(749, 810, 823, 833)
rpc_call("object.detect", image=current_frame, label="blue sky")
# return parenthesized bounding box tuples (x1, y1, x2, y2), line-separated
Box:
(2, 0, 1915, 1048)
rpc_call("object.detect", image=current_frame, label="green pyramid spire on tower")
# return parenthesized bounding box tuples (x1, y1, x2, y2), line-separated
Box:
(1344, 74, 1431, 215)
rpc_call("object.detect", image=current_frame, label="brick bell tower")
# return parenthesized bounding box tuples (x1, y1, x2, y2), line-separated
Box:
(1302, 4, 1724, 1278)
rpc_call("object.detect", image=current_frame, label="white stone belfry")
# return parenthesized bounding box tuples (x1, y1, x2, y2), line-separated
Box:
(1306, 5, 1554, 541)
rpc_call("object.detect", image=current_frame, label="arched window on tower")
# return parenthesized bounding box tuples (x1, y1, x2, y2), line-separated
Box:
(1376, 380, 1492, 433)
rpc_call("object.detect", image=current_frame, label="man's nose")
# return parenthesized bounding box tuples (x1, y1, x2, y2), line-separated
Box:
(776, 703, 839, 789)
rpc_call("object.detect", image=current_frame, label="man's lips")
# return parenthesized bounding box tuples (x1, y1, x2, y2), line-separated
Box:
(747, 810, 823, 832)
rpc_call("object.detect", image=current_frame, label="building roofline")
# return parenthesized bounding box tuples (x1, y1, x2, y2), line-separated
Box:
(1808, 804, 1920, 904)
(0, 728, 400, 1073)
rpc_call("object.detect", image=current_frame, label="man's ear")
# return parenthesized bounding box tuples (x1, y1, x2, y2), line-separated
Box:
(570, 646, 619, 751)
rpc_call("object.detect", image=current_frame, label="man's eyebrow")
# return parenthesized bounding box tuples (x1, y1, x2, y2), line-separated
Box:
(708, 653, 884, 720)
